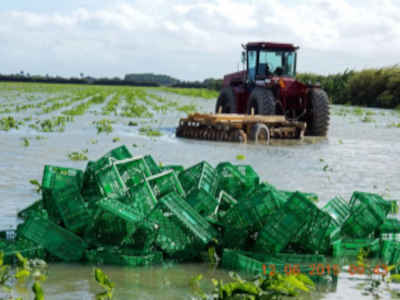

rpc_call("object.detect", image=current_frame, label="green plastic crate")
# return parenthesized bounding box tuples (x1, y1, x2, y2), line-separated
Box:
(42, 165, 83, 191)
(255, 192, 319, 253)
(161, 165, 184, 175)
(381, 233, 400, 242)
(297, 209, 336, 254)
(349, 191, 391, 217)
(96, 164, 128, 198)
(379, 218, 400, 233)
(234, 165, 260, 189)
(18, 214, 86, 262)
(41, 165, 84, 222)
(221, 249, 267, 275)
(216, 162, 251, 198)
(186, 188, 218, 217)
(86, 247, 163, 266)
(222, 189, 283, 232)
(332, 238, 380, 258)
(144, 155, 161, 175)
(147, 170, 185, 199)
(89, 145, 133, 173)
(156, 192, 218, 245)
(53, 186, 91, 233)
(114, 156, 152, 188)
(241, 251, 326, 265)
(216, 191, 238, 217)
(97, 197, 144, 225)
(178, 161, 218, 195)
(342, 192, 387, 238)
(322, 196, 350, 227)
(126, 181, 158, 218)
(381, 240, 400, 265)
(0, 238, 46, 265)
(17, 200, 44, 219)
(147, 208, 197, 259)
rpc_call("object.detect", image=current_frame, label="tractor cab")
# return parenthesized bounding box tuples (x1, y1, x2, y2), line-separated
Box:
(244, 42, 298, 83)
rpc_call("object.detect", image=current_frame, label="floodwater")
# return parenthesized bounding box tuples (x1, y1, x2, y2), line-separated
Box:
(1, 87, 400, 299)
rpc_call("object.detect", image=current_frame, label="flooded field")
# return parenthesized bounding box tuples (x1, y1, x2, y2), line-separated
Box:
(1, 82, 400, 299)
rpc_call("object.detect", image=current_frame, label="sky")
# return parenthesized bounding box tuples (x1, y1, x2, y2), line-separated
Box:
(1, 0, 400, 81)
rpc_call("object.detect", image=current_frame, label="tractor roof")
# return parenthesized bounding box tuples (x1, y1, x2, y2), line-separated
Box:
(245, 42, 299, 51)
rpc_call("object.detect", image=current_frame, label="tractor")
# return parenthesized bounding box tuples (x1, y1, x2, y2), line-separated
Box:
(215, 42, 330, 136)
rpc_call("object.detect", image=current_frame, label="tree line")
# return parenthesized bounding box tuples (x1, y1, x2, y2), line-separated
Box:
(297, 65, 400, 109)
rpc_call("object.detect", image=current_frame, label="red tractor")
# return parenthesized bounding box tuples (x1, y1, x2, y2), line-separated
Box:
(216, 42, 330, 136)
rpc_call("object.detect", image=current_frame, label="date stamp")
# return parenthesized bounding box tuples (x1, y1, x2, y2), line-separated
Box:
(262, 263, 389, 276)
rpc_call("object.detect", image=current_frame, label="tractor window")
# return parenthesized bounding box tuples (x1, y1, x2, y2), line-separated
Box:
(259, 50, 296, 77)
(247, 50, 257, 82)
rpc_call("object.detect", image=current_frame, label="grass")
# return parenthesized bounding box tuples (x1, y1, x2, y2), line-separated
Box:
(139, 126, 162, 137)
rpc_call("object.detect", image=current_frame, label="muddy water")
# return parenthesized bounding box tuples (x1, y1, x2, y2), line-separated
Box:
(1, 89, 400, 299)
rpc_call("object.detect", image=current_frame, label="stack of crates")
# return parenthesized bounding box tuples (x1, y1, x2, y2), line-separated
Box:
(179, 161, 219, 217)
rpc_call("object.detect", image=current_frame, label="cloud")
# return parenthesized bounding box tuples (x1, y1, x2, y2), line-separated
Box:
(0, 0, 400, 80)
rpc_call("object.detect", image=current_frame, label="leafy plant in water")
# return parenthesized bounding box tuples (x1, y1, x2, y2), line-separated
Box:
(94, 268, 114, 300)
(68, 149, 89, 161)
(236, 154, 246, 161)
(22, 138, 30, 147)
(0, 116, 20, 131)
(94, 119, 114, 134)
(139, 126, 162, 137)
(29, 179, 42, 193)
(192, 271, 314, 299)
(112, 137, 120, 143)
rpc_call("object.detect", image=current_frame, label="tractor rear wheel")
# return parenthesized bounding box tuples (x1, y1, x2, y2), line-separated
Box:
(215, 87, 236, 113)
(307, 89, 330, 136)
(247, 87, 276, 115)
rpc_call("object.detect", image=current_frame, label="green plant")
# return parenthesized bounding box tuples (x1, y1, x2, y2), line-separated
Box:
(177, 104, 197, 114)
(139, 126, 162, 137)
(0, 252, 47, 300)
(29, 179, 41, 193)
(236, 154, 246, 161)
(0, 116, 20, 131)
(94, 119, 114, 134)
(191, 271, 314, 299)
(94, 268, 114, 300)
(68, 149, 89, 161)
(23, 138, 30, 147)
(112, 137, 120, 143)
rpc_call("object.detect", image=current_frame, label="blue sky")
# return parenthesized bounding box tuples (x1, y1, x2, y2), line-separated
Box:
(1, 0, 399, 80)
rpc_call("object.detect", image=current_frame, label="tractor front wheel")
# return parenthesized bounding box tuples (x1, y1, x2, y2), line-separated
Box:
(215, 87, 236, 113)
(307, 89, 330, 136)
(247, 88, 276, 115)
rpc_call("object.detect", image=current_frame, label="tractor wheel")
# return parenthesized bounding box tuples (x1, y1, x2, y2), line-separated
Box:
(247, 88, 276, 115)
(215, 87, 237, 113)
(307, 89, 330, 136)
(249, 123, 270, 144)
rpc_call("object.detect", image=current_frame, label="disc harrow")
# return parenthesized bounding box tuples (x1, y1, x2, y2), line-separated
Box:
(176, 113, 306, 144)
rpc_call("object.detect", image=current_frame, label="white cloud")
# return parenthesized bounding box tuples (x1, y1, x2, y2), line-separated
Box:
(0, 0, 399, 80)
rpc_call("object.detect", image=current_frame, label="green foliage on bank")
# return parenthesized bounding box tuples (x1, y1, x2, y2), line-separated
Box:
(297, 66, 400, 109)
